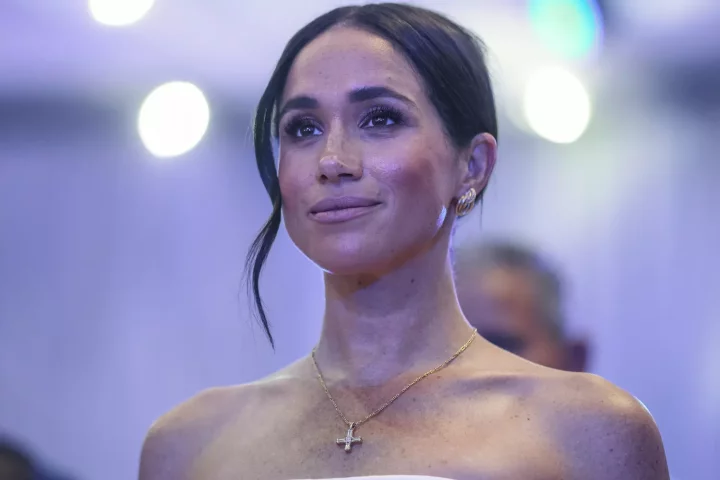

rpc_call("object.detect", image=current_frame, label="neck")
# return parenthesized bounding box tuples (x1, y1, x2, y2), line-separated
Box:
(314, 237, 474, 387)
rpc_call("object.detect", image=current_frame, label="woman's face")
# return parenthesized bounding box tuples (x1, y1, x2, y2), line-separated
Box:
(278, 26, 471, 275)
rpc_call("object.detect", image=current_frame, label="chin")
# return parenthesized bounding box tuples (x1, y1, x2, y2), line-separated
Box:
(295, 235, 396, 276)
(287, 218, 443, 277)
(308, 236, 442, 278)
(309, 247, 389, 276)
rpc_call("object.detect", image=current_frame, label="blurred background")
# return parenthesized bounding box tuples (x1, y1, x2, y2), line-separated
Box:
(0, 0, 718, 479)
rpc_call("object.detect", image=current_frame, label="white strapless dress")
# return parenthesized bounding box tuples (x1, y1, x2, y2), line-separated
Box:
(292, 477, 453, 480)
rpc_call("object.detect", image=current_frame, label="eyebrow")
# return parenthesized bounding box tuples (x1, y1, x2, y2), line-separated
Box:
(277, 86, 416, 121)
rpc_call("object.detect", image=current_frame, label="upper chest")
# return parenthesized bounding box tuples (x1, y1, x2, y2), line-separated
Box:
(189, 386, 570, 480)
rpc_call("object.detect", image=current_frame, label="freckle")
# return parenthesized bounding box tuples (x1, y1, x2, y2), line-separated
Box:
(410, 278, 415, 283)
(610, 448, 614, 453)
(526, 417, 530, 421)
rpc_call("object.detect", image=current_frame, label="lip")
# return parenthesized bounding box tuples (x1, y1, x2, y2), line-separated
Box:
(309, 196, 382, 224)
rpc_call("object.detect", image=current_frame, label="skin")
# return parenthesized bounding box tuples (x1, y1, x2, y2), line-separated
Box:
(457, 266, 588, 372)
(139, 26, 669, 480)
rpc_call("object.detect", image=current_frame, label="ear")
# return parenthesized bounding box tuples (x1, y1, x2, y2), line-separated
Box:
(457, 133, 497, 198)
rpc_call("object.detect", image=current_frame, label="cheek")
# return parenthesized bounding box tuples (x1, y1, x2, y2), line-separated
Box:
(375, 143, 454, 218)
(278, 153, 316, 247)
(278, 153, 310, 213)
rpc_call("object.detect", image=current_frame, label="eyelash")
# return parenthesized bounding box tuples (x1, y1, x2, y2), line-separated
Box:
(360, 105, 405, 129)
(282, 105, 406, 139)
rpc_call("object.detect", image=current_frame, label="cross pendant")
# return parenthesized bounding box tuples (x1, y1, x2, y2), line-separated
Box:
(336, 423, 362, 453)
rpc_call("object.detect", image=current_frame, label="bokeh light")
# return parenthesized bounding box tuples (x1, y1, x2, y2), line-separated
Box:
(528, 0, 603, 58)
(88, 0, 155, 27)
(137, 82, 210, 158)
(523, 66, 591, 144)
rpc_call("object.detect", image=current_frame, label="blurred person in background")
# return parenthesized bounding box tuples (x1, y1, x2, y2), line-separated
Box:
(455, 241, 589, 372)
(0, 438, 73, 480)
(139, 3, 668, 480)
(0, 440, 32, 480)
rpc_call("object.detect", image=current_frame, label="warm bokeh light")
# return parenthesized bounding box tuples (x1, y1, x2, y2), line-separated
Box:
(88, 0, 155, 27)
(137, 82, 210, 158)
(528, 0, 603, 58)
(523, 66, 592, 144)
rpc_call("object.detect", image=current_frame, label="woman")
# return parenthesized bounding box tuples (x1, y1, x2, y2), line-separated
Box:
(139, 4, 669, 479)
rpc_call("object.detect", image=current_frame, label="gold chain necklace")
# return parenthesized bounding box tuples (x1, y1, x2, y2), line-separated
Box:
(310, 328, 477, 453)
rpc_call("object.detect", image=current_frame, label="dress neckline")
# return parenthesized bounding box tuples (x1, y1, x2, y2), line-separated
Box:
(291, 476, 454, 480)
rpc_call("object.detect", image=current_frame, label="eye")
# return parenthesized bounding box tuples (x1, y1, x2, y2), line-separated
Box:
(360, 106, 404, 129)
(284, 117, 322, 138)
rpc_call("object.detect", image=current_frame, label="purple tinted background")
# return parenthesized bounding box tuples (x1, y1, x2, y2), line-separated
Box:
(0, 1, 718, 479)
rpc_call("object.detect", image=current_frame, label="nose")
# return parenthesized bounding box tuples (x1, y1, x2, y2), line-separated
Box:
(317, 131, 362, 183)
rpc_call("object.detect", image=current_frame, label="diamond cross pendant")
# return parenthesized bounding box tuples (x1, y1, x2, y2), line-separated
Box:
(336, 423, 362, 453)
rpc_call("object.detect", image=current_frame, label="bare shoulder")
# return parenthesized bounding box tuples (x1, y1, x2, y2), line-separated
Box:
(539, 370, 670, 480)
(467, 346, 669, 480)
(138, 385, 246, 480)
(138, 358, 309, 480)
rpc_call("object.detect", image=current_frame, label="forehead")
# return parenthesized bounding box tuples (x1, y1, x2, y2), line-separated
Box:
(283, 26, 425, 102)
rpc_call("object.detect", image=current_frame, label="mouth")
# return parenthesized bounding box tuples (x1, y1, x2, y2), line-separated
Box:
(309, 196, 382, 224)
